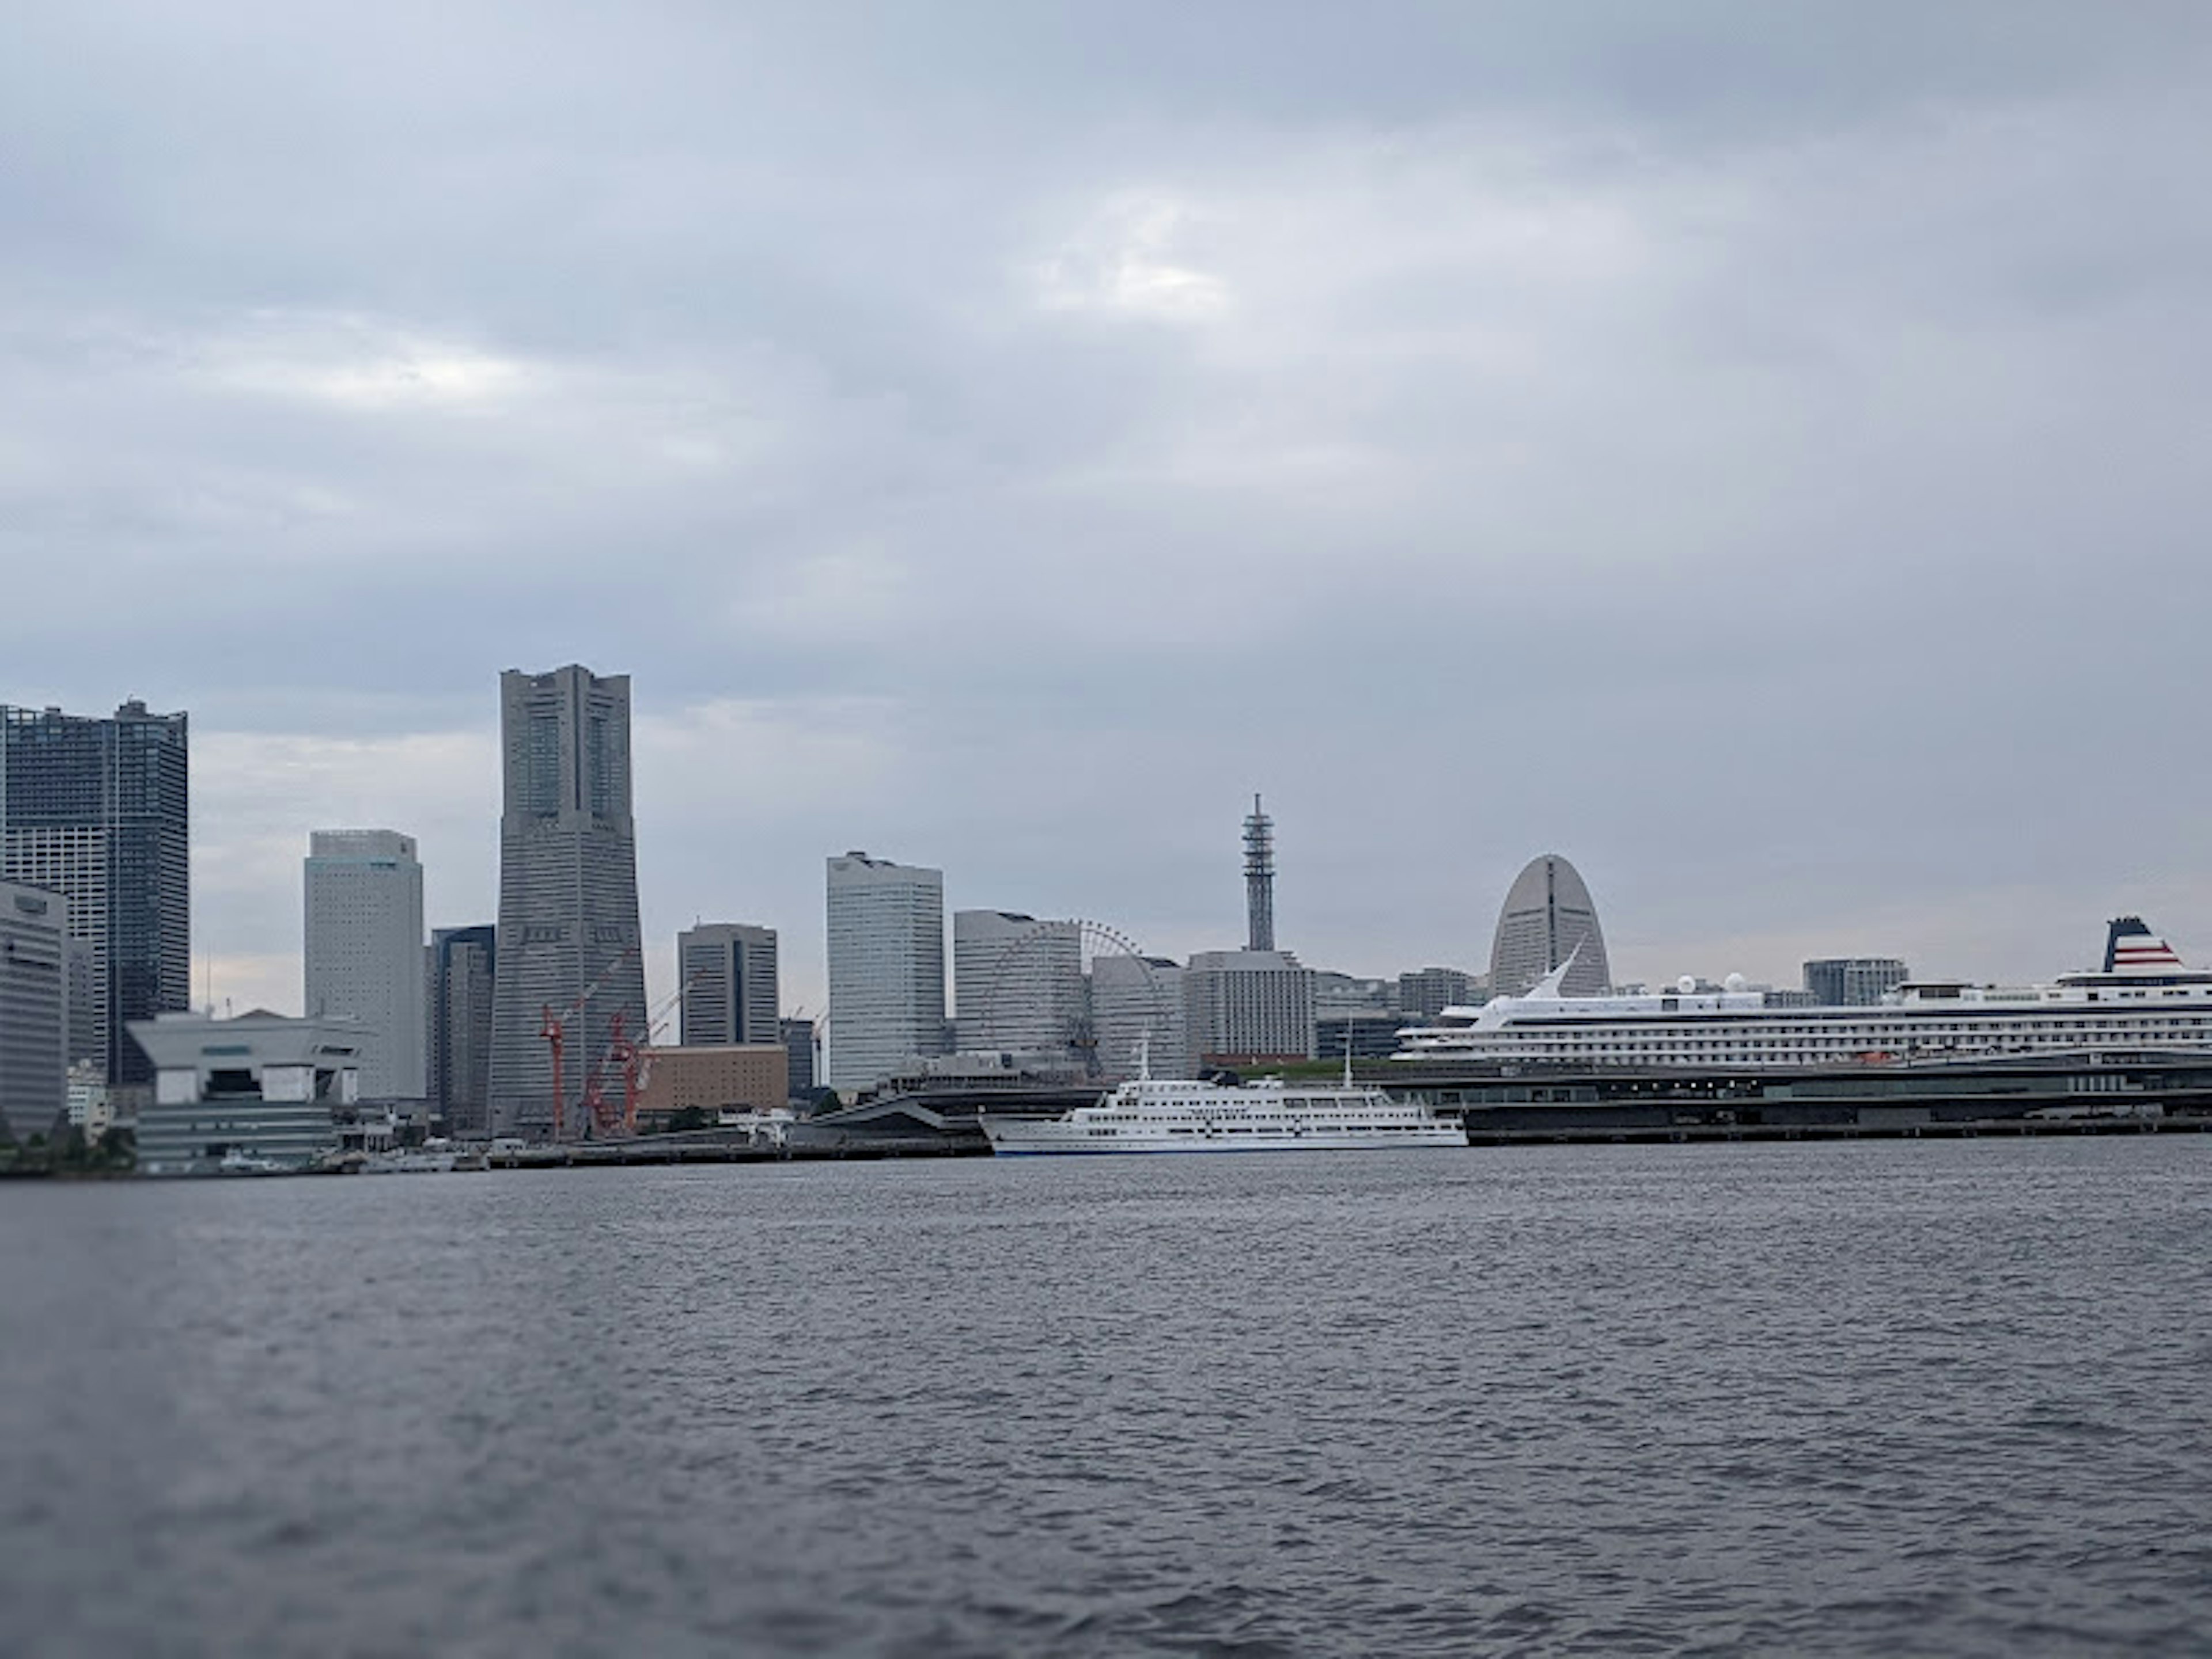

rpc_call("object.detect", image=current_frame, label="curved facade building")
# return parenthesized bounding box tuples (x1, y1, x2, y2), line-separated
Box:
(1488, 854, 1612, 998)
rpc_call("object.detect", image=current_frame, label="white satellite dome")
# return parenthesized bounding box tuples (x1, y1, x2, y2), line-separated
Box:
(1724, 972, 1748, 993)
(1676, 975, 1697, 994)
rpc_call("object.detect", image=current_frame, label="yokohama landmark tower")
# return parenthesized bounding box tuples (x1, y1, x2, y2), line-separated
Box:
(486, 665, 648, 1138)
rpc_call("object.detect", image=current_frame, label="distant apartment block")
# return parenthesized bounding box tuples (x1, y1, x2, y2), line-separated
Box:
(679, 923, 779, 1046)
(1398, 967, 1480, 1018)
(305, 830, 426, 1099)
(0, 700, 189, 1087)
(825, 851, 946, 1091)
(1803, 958, 1908, 1006)
(0, 882, 68, 1142)
(429, 925, 497, 1136)
(1184, 949, 1315, 1066)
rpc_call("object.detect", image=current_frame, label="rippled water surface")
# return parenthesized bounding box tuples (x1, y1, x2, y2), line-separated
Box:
(5, 1139, 2211, 1656)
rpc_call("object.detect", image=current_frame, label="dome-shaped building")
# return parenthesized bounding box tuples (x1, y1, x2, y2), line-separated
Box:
(1488, 854, 1612, 998)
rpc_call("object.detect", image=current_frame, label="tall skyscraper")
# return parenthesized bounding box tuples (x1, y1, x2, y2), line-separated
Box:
(304, 830, 426, 1099)
(1488, 853, 1612, 998)
(1243, 795, 1276, 952)
(953, 910, 1082, 1055)
(429, 924, 497, 1135)
(486, 666, 647, 1137)
(824, 851, 945, 1091)
(678, 922, 779, 1046)
(0, 700, 188, 1087)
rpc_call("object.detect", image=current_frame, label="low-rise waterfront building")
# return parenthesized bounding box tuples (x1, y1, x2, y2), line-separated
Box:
(128, 1009, 364, 1175)
(633, 1044, 788, 1128)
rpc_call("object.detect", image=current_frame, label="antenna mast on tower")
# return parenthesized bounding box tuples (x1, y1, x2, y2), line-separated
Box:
(1243, 793, 1275, 952)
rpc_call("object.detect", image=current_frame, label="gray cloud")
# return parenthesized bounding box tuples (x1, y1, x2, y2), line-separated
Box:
(5, 3, 2210, 1012)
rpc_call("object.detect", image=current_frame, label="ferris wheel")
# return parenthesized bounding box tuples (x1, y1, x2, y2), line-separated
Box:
(972, 918, 1175, 1079)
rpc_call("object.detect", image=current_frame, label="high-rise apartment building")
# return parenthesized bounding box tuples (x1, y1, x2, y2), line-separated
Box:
(1184, 949, 1315, 1065)
(486, 666, 647, 1138)
(679, 923, 779, 1046)
(1803, 957, 1908, 1006)
(1488, 853, 1612, 998)
(0, 700, 188, 1086)
(0, 882, 68, 1141)
(1089, 953, 1187, 1079)
(429, 925, 497, 1135)
(304, 830, 426, 1099)
(824, 851, 945, 1091)
(953, 910, 1083, 1055)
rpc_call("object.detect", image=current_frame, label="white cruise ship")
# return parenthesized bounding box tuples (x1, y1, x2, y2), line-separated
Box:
(1395, 918, 2212, 1071)
(978, 1070, 1465, 1155)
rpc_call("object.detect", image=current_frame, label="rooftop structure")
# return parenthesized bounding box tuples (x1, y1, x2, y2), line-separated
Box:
(1488, 853, 1612, 999)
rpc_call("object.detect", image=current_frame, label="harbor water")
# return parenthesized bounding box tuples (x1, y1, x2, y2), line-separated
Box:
(3, 1139, 2209, 1656)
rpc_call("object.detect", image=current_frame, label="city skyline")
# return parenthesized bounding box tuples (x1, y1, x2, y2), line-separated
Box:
(23, 683, 2209, 1029)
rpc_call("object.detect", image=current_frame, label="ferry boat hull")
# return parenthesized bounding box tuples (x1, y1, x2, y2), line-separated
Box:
(980, 1118, 1465, 1154)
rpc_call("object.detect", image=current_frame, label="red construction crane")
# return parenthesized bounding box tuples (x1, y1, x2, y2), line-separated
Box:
(618, 976, 695, 1136)
(538, 944, 638, 1142)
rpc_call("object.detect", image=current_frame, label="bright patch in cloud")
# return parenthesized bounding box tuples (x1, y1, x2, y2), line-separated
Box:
(1036, 194, 1231, 321)
(203, 312, 532, 411)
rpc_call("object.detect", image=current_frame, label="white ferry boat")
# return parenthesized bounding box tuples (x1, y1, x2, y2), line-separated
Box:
(1395, 918, 2212, 1071)
(978, 1065, 1465, 1155)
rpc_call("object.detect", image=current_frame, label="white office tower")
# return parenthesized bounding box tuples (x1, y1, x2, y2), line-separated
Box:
(679, 923, 780, 1046)
(304, 830, 426, 1099)
(487, 666, 648, 1138)
(1090, 953, 1187, 1080)
(1184, 949, 1316, 1066)
(825, 851, 946, 1091)
(1490, 853, 1612, 998)
(0, 882, 69, 1141)
(953, 911, 1083, 1056)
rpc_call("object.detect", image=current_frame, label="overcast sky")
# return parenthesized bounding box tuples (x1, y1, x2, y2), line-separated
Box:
(6, 2, 2211, 1014)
